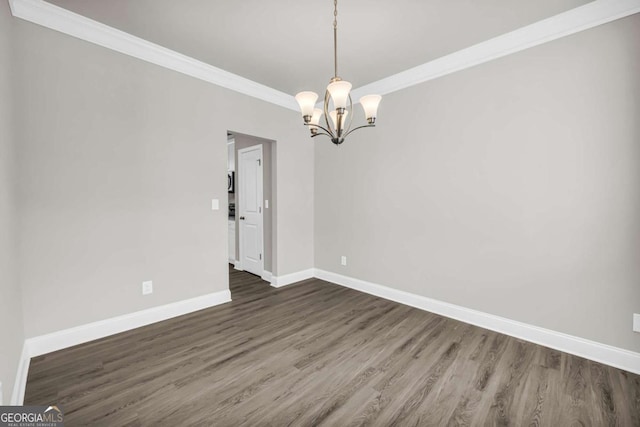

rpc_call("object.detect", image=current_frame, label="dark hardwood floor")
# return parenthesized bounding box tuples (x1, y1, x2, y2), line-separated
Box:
(25, 265, 640, 426)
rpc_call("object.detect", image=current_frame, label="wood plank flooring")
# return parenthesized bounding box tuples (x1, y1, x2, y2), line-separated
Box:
(25, 265, 640, 426)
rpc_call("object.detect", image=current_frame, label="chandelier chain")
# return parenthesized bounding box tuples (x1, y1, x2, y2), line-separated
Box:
(333, 0, 338, 78)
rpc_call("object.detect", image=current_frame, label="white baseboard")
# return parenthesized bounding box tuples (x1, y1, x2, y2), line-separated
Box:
(314, 269, 640, 375)
(12, 268, 638, 407)
(234, 261, 243, 271)
(27, 290, 231, 358)
(10, 343, 30, 405)
(271, 269, 315, 288)
(261, 270, 272, 283)
(11, 290, 231, 405)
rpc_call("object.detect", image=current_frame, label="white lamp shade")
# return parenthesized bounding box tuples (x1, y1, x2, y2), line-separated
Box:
(327, 80, 352, 110)
(295, 91, 318, 117)
(359, 95, 382, 120)
(329, 109, 348, 129)
(310, 108, 323, 126)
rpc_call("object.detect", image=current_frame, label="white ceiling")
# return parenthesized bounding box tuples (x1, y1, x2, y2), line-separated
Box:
(47, 0, 592, 95)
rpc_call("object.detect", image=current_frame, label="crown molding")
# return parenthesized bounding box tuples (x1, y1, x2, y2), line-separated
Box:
(8, 0, 299, 111)
(9, 0, 640, 110)
(351, 0, 640, 101)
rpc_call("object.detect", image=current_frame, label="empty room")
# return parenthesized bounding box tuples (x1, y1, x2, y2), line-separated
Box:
(1, 0, 639, 425)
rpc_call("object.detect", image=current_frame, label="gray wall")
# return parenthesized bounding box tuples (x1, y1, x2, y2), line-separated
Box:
(233, 133, 275, 273)
(13, 18, 314, 338)
(315, 15, 640, 353)
(0, 1, 24, 403)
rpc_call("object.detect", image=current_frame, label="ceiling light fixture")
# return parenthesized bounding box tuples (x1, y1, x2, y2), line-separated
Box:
(295, 0, 382, 145)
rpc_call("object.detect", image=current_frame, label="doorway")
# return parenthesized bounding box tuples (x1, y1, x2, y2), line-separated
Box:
(227, 131, 275, 286)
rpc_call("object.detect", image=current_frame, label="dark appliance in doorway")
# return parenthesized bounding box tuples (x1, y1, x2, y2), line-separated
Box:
(228, 171, 235, 193)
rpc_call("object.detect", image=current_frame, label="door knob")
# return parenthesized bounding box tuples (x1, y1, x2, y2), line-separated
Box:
(239, 216, 245, 220)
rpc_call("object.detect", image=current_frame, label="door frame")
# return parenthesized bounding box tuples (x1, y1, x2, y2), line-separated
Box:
(237, 144, 264, 277)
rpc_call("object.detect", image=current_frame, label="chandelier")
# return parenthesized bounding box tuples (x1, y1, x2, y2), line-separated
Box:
(295, 0, 382, 145)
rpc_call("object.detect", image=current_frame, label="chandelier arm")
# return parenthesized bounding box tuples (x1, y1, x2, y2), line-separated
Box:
(303, 122, 334, 136)
(342, 93, 354, 136)
(343, 124, 375, 138)
(310, 132, 332, 139)
(323, 90, 336, 138)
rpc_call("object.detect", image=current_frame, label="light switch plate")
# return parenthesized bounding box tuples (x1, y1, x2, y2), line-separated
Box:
(634, 313, 640, 333)
(265, 200, 269, 209)
(211, 199, 220, 210)
(142, 280, 153, 295)
(341, 256, 347, 266)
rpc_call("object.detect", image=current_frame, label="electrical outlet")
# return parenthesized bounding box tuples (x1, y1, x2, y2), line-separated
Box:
(341, 256, 347, 266)
(211, 199, 220, 210)
(142, 280, 153, 295)
(634, 313, 640, 333)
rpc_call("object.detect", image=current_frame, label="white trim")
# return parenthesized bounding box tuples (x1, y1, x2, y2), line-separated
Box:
(261, 270, 272, 283)
(10, 343, 30, 406)
(25, 290, 231, 358)
(271, 269, 315, 288)
(314, 269, 640, 375)
(352, 0, 640, 100)
(234, 260, 243, 271)
(10, 290, 231, 405)
(10, 269, 639, 405)
(9, 0, 640, 109)
(8, 0, 298, 111)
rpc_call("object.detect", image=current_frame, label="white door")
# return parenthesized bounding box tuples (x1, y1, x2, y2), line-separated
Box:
(238, 145, 263, 276)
